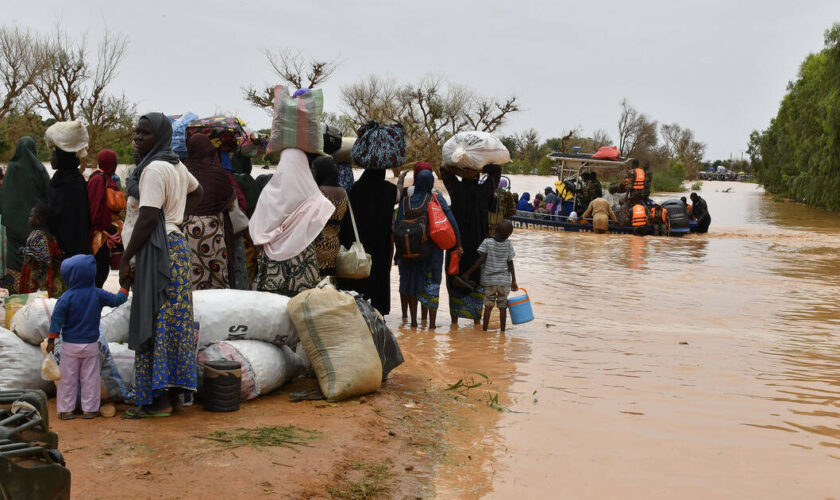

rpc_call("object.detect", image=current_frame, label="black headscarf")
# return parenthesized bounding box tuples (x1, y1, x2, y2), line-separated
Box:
(126, 112, 180, 199)
(46, 148, 90, 257)
(312, 156, 339, 187)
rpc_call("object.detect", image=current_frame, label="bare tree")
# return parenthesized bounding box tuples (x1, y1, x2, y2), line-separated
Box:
(464, 95, 520, 133)
(28, 27, 135, 158)
(244, 49, 339, 111)
(617, 98, 637, 155)
(79, 31, 134, 155)
(29, 28, 88, 121)
(617, 98, 657, 157)
(340, 74, 519, 164)
(591, 129, 612, 149)
(0, 26, 49, 119)
(514, 128, 542, 164)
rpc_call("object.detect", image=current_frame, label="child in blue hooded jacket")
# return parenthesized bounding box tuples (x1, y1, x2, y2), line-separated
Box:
(46, 254, 128, 420)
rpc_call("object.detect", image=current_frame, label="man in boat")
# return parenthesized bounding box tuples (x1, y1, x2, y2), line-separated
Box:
(624, 159, 647, 203)
(630, 201, 650, 236)
(582, 197, 618, 234)
(577, 172, 592, 214)
(689, 192, 711, 233)
(587, 171, 603, 202)
(650, 204, 670, 236)
(554, 178, 575, 216)
(489, 178, 516, 236)
(642, 160, 652, 199)
(680, 196, 695, 219)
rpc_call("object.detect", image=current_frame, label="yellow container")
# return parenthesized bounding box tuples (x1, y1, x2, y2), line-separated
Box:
(4, 294, 29, 330)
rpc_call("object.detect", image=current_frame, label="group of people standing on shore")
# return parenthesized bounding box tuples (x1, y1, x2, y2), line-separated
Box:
(0, 109, 522, 418)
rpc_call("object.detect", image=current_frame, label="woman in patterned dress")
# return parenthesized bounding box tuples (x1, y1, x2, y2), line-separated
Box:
(249, 149, 334, 297)
(120, 113, 204, 418)
(310, 157, 348, 277)
(182, 134, 236, 290)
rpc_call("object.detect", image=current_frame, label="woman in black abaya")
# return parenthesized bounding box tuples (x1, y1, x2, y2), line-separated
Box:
(338, 169, 397, 315)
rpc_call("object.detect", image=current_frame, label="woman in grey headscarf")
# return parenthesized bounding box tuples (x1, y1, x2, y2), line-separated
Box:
(120, 113, 204, 418)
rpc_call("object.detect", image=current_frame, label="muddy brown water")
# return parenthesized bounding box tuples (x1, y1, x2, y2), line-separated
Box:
(386, 179, 840, 498)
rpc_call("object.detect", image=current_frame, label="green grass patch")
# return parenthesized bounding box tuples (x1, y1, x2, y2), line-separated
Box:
(328, 461, 394, 499)
(690, 181, 703, 191)
(203, 425, 322, 450)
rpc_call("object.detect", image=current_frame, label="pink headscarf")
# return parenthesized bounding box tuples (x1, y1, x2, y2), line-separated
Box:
(248, 149, 335, 261)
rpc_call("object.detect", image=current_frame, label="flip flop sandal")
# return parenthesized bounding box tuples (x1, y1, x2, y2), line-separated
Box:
(59, 412, 75, 420)
(122, 406, 171, 419)
(81, 412, 100, 420)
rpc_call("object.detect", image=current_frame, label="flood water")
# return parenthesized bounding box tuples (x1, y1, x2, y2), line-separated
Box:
(387, 179, 840, 498)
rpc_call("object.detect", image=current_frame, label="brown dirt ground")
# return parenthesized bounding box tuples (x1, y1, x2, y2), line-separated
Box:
(52, 351, 462, 499)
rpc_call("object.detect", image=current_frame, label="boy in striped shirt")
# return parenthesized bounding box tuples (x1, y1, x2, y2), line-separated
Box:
(462, 220, 518, 332)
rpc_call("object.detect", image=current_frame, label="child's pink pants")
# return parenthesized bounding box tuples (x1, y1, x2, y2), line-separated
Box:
(57, 342, 100, 413)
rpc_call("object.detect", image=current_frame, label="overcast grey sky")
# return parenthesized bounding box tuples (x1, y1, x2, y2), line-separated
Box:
(10, 0, 840, 160)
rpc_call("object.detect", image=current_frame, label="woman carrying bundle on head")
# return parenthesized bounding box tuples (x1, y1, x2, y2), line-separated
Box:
(250, 149, 334, 297)
(440, 163, 500, 326)
(45, 121, 91, 259)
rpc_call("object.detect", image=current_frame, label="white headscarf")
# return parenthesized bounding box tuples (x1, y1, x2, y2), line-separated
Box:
(44, 120, 89, 158)
(248, 148, 335, 261)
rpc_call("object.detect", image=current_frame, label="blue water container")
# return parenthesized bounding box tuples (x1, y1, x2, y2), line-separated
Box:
(507, 288, 534, 325)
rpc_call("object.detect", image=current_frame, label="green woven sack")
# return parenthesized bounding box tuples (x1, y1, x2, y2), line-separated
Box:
(266, 86, 324, 155)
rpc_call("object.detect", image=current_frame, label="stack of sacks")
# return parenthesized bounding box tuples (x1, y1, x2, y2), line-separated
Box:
(197, 341, 305, 401)
(288, 285, 382, 401)
(97, 290, 298, 348)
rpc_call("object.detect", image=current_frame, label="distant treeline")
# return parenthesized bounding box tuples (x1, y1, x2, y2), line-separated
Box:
(749, 23, 840, 210)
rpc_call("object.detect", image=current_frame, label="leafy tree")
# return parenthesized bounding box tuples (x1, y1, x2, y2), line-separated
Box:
(749, 22, 840, 210)
(661, 122, 706, 177)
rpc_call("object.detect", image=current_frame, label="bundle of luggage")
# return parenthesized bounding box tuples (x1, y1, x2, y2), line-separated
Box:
(442, 131, 510, 170)
(1, 286, 403, 405)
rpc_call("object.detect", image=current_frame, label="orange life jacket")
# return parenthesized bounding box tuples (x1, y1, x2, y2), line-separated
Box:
(651, 206, 669, 223)
(631, 204, 648, 226)
(632, 168, 645, 190)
